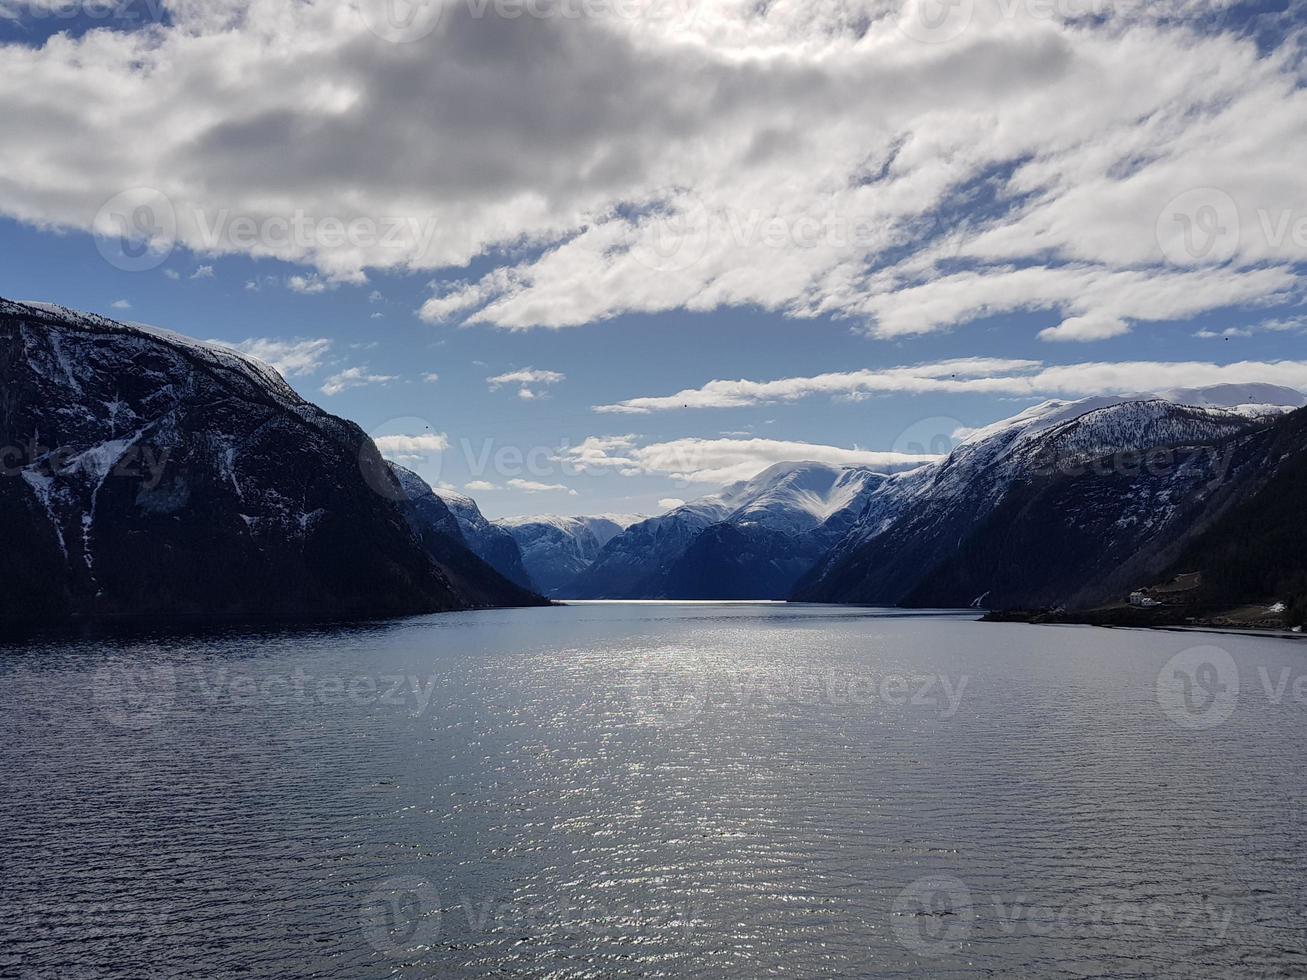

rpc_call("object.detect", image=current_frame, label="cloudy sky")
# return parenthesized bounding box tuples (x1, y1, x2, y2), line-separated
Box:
(2, 0, 1305, 516)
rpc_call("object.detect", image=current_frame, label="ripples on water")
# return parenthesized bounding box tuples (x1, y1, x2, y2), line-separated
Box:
(2, 603, 1306, 977)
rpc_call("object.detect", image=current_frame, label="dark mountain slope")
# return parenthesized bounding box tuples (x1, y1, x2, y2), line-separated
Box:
(389, 464, 544, 608)
(794, 396, 1298, 609)
(662, 521, 827, 600)
(432, 487, 535, 591)
(1158, 406, 1307, 625)
(0, 298, 540, 623)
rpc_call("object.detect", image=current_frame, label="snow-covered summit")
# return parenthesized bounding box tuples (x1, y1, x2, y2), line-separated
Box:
(564, 460, 894, 598)
(957, 383, 1302, 450)
(721, 461, 887, 531)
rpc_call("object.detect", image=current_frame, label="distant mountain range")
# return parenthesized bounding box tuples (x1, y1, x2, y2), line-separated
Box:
(502, 384, 1307, 626)
(550, 462, 893, 599)
(7, 297, 1306, 629)
(0, 298, 542, 623)
(495, 514, 643, 596)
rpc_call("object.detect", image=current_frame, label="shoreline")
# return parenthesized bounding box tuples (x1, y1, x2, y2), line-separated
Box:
(983, 607, 1306, 640)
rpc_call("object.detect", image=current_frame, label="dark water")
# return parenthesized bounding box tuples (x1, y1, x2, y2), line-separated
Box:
(2, 602, 1306, 977)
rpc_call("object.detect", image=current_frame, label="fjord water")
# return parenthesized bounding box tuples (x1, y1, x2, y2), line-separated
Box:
(2, 603, 1306, 977)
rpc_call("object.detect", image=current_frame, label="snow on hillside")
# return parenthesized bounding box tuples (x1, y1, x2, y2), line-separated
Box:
(725, 461, 887, 531)
(494, 514, 647, 596)
(802, 383, 1306, 601)
(10, 299, 302, 406)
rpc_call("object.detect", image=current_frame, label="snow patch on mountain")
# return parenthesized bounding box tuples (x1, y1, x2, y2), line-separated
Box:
(495, 513, 646, 596)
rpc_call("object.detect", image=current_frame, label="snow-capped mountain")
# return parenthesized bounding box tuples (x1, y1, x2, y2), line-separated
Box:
(795, 385, 1306, 609)
(0, 298, 540, 622)
(433, 486, 534, 590)
(565, 461, 897, 599)
(495, 513, 643, 596)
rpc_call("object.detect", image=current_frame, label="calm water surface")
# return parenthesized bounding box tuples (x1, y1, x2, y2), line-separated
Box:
(2, 603, 1306, 977)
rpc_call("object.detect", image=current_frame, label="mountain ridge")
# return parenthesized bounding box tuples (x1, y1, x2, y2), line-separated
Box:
(794, 389, 1304, 610)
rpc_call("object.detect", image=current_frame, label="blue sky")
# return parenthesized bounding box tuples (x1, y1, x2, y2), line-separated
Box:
(2, 0, 1305, 517)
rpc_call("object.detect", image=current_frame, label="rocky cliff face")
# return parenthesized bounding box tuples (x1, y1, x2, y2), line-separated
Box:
(0, 298, 541, 623)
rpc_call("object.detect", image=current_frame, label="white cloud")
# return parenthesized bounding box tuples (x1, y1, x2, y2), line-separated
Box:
(288, 274, 335, 295)
(1195, 327, 1253, 339)
(421, 371, 440, 383)
(465, 480, 498, 492)
(1037, 315, 1130, 343)
(595, 358, 1307, 412)
(658, 497, 686, 510)
(488, 367, 565, 400)
(110, 299, 131, 310)
(0, 0, 1301, 339)
(559, 435, 937, 485)
(595, 358, 1041, 413)
(1196, 315, 1307, 338)
(163, 269, 180, 280)
(507, 478, 578, 495)
(488, 368, 565, 388)
(190, 265, 215, 280)
(320, 365, 396, 396)
(214, 337, 333, 377)
(373, 433, 450, 460)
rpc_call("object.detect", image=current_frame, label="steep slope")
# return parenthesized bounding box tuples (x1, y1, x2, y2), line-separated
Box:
(388, 465, 543, 606)
(795, 389, 1302, 609)
(0, 298, 538, 623)
(495, 513, 642, 596)
(1154, 406, 1307, 625)
(432, 486, 534, 590)
(567, 462, 898, 599)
